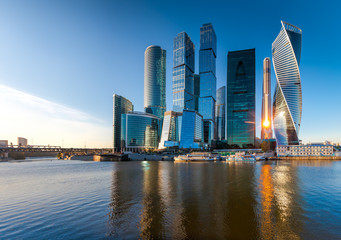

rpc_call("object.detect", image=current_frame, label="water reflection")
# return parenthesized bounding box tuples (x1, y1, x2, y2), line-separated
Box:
(259, 164, 274, 239)
(258, 163, 303, 239)
(139, 161, 166, 239)
(108, 161, 332, 239)
(0, 159, 340, 239)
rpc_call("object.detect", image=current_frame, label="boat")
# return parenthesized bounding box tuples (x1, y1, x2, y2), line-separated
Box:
(255, 155, 266, 161)
(226, 153, 256, 161)
(174, 152, 222, 162)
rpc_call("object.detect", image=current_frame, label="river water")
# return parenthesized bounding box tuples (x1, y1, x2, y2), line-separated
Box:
(0, 159, 340, 239)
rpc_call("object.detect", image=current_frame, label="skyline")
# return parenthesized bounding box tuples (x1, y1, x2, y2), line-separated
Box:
(1, 0, 341, 146)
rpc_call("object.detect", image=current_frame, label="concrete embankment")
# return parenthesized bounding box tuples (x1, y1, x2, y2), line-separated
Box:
(128, 154, 174, 161)
(66, 153, 174, 161)
(274, 156, 341, 160)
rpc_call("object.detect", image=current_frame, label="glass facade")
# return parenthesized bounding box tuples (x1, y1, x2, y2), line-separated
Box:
(272, 21, 302, 145)
(194, 74, 200, 112)
(144, 45, 166, 120)
(199, 23, 217, 144)
(113, 94, 133, 152)
(226, 49, 255, 148)
(216, 86, 226, 141)
(121, 112, 160, 151)
(158, 111, 182, 149)
(173, 32, 195, 112)
(179, 109, 203, 149)
(261, 57, 273, 140)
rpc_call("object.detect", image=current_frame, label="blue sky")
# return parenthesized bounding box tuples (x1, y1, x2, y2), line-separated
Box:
(0, 0, 340, 146)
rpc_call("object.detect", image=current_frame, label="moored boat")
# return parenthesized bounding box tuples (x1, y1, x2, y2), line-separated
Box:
(174, 152, 222, 162)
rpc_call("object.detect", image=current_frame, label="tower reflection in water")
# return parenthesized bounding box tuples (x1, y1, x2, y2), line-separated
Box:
(108, 162, 304, 239)
(258, 163, 303, 239)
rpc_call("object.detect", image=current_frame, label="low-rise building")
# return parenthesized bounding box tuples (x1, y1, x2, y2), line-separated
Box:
(159, 111, 182, 149)
(179, 109, 203, 149)
(121, 111, 160, 152)
(0, 140, 8, 147)
(159, 109, 204, 150)
(17, 137, 28, 147)
(277, 144, 334, 157)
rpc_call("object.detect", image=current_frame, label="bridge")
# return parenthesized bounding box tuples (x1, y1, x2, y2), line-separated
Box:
(0, 145, 113, 154)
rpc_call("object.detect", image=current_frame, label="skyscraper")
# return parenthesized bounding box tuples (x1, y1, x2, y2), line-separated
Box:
(172, 32, 195, 112)
(226, 49, 255, 148)
(194, 74, 200, 112)
(113, 94, 133, 152)
(199, 23, 217, 144)
(216, 86, 226, 141)
(144, 45, 166, 120)
(272, 21, 302, 145)
(261, 57, 272, 139)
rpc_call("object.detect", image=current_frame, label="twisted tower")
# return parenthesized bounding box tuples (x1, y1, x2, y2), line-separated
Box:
(272, 21, 302, 145)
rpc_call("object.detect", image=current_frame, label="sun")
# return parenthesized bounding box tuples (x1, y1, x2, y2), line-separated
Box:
(263, 119, 270, 128)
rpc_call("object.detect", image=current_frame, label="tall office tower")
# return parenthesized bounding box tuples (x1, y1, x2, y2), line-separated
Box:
(194, 74, 200, 111)
(158, 111, 183, 149)
(144, 45, 166, 120)
(199, 23, 217, 144)
(272, 21, 302, 145)
(179, 109, 203, 149)
(121, 112, 160, 152)
(216, 86, 226, 141)
(226, 49, 256, 148)
(113, 94, 133, 152)
(261, 58, 273, 140)
(173, 32, 195, 112)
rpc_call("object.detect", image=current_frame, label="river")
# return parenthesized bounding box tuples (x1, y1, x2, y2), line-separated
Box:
(0, 159, 340, 239)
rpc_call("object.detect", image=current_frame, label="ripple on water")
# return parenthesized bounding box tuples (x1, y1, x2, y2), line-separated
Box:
(0, 160, 341, 239)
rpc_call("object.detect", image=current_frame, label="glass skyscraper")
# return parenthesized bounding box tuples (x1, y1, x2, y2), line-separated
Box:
(172, 32, 195, 112)
(121, 111, 160, 152)
(194, 74, 200, 112)
(199, 23, 217, 144)
(113, 94, 133, 152)
(272, 21, 302, 145)
(216, 86, 226, 141)
(261, 57, 273, 140)
(179, 109, 203, 149)
(144, 45, 166, 120)
(226, 49, 255, 148)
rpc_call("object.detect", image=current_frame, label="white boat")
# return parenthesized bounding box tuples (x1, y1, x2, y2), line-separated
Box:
(255, 155, 266, 161)
(226, 154, 256, 161)
(174, 152, 221, 162)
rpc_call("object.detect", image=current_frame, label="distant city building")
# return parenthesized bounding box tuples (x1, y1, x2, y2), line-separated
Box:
(17, 137, 28, 147)
(121, 111, 160, 152)
(194, 74, 200, 112)
(261, 57, 273, 139)
(272, 21, 302, 145)
(159, 111, 183, 149)
(113, 94, 133, 152)
(144, 45, 166, 120)
(0, 140, 8, 147)
(199, 23, 217, 144)
(226, 49, 256, 148)
(215, 86, 226, 141)
(179, 109, 203, 149)
(277, 144, 333, 157)
(173, 32, 195, 112)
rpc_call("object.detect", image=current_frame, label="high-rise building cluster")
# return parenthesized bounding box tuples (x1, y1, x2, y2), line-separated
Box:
(112, 21, 303, 152)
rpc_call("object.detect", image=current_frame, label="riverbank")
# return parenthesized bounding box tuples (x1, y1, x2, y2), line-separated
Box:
(274, 156, 341, 160)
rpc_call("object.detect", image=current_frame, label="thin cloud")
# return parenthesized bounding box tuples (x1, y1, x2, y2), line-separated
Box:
(0, 84, 111, 148)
